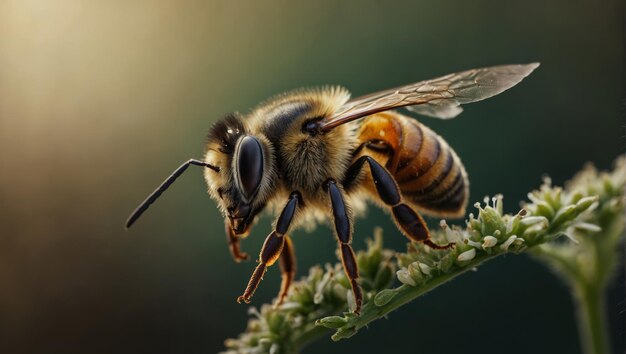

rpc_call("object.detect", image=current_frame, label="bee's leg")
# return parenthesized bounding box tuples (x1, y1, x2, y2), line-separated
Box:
(324, 179, 363, 314)
(237, 192, 301, 304)
(276, 235, 296, 306)
(344, 156, 454, 250)
(225, 221, 249, 262)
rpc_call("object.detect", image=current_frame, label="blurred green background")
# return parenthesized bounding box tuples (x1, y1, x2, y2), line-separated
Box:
(0, 1, 623, 353)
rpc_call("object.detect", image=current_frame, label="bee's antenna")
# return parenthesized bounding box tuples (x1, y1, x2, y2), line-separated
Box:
(125, 159, 220, 229)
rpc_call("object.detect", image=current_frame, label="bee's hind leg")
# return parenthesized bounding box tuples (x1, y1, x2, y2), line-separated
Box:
(325, 178, 363, 314)
(237, 192, 301, 304)
(343, 155, 454, 250)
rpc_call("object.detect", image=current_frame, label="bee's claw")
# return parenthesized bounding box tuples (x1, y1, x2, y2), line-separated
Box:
(424, 240, 455, 250)
(444, 242, 456, 249)
(233, 252, 249, 263)
(236, 295, 250, 304)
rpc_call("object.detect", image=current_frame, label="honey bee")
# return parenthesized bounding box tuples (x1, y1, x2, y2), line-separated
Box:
(126, 63, 539, 314)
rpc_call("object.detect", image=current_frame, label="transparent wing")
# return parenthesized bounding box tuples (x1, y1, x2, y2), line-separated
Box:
(318, 63, 539, 132)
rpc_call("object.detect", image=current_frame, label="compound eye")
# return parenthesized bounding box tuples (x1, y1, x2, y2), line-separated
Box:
(234, 136, 264, 200)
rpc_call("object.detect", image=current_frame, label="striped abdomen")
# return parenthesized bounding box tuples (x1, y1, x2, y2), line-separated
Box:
(357, 112, 468, 218)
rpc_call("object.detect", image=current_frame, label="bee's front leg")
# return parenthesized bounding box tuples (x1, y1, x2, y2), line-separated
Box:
(237, 192, 301, 304)
(325, 179, 363, 314)
(225, 221, 249, 262)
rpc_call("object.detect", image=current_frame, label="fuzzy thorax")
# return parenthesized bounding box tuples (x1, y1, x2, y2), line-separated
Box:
(203, 86, 360, 231)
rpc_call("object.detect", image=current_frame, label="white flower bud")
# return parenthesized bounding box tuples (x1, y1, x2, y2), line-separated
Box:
(500, 235, 518, 251)
(573, 222, 601, 232)
(513, 237, 525, 247)
(346, 288, 356, 312)
(418, 262, 432, 275)
(482, 236, 498, 249)
(439, 219, 448, 229)
(466, 238, 482, 248)
(397, 268, 416, 286)
(456, 249, 476, 262)
(270, 343, 280, 354)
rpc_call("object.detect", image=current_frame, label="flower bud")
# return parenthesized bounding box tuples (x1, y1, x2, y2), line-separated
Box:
(482, 236, 498, 249)
(397, 268, 416, 286)
(500, 235, 518, 251)
(316, 316, 348, 329)
(573, 222, 601, 232)
(418, 262, 432, 275)
(456, 249, 476, 263)
(374, 289, 397, 306)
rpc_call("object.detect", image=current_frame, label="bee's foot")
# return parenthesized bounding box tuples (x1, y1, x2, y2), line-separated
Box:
(236, 295, 251, 304)
(232, 252, 249, 263)
(425, 240, 455, 250)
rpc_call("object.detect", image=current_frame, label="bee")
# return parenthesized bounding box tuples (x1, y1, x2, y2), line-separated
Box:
(126, 63, 539, 314)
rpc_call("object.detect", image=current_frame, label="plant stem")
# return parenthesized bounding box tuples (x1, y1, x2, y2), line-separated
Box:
(343, 255, 489, 336)
(574, 284, 610, 354)
(286, 256, 490, 349)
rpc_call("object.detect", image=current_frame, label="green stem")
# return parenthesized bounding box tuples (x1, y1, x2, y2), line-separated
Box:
(347, 255, 489, 334)
(574, 284, 610, 354)
(570, 211, 623, 354)
(288, 253, 505, 348)
(288, 267, 473, 349)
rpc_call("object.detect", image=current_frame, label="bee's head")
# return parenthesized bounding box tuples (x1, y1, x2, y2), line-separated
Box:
(204, 113, 275, 234)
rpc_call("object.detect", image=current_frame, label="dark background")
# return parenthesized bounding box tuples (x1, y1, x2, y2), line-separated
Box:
(0, 1, 623, 353)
